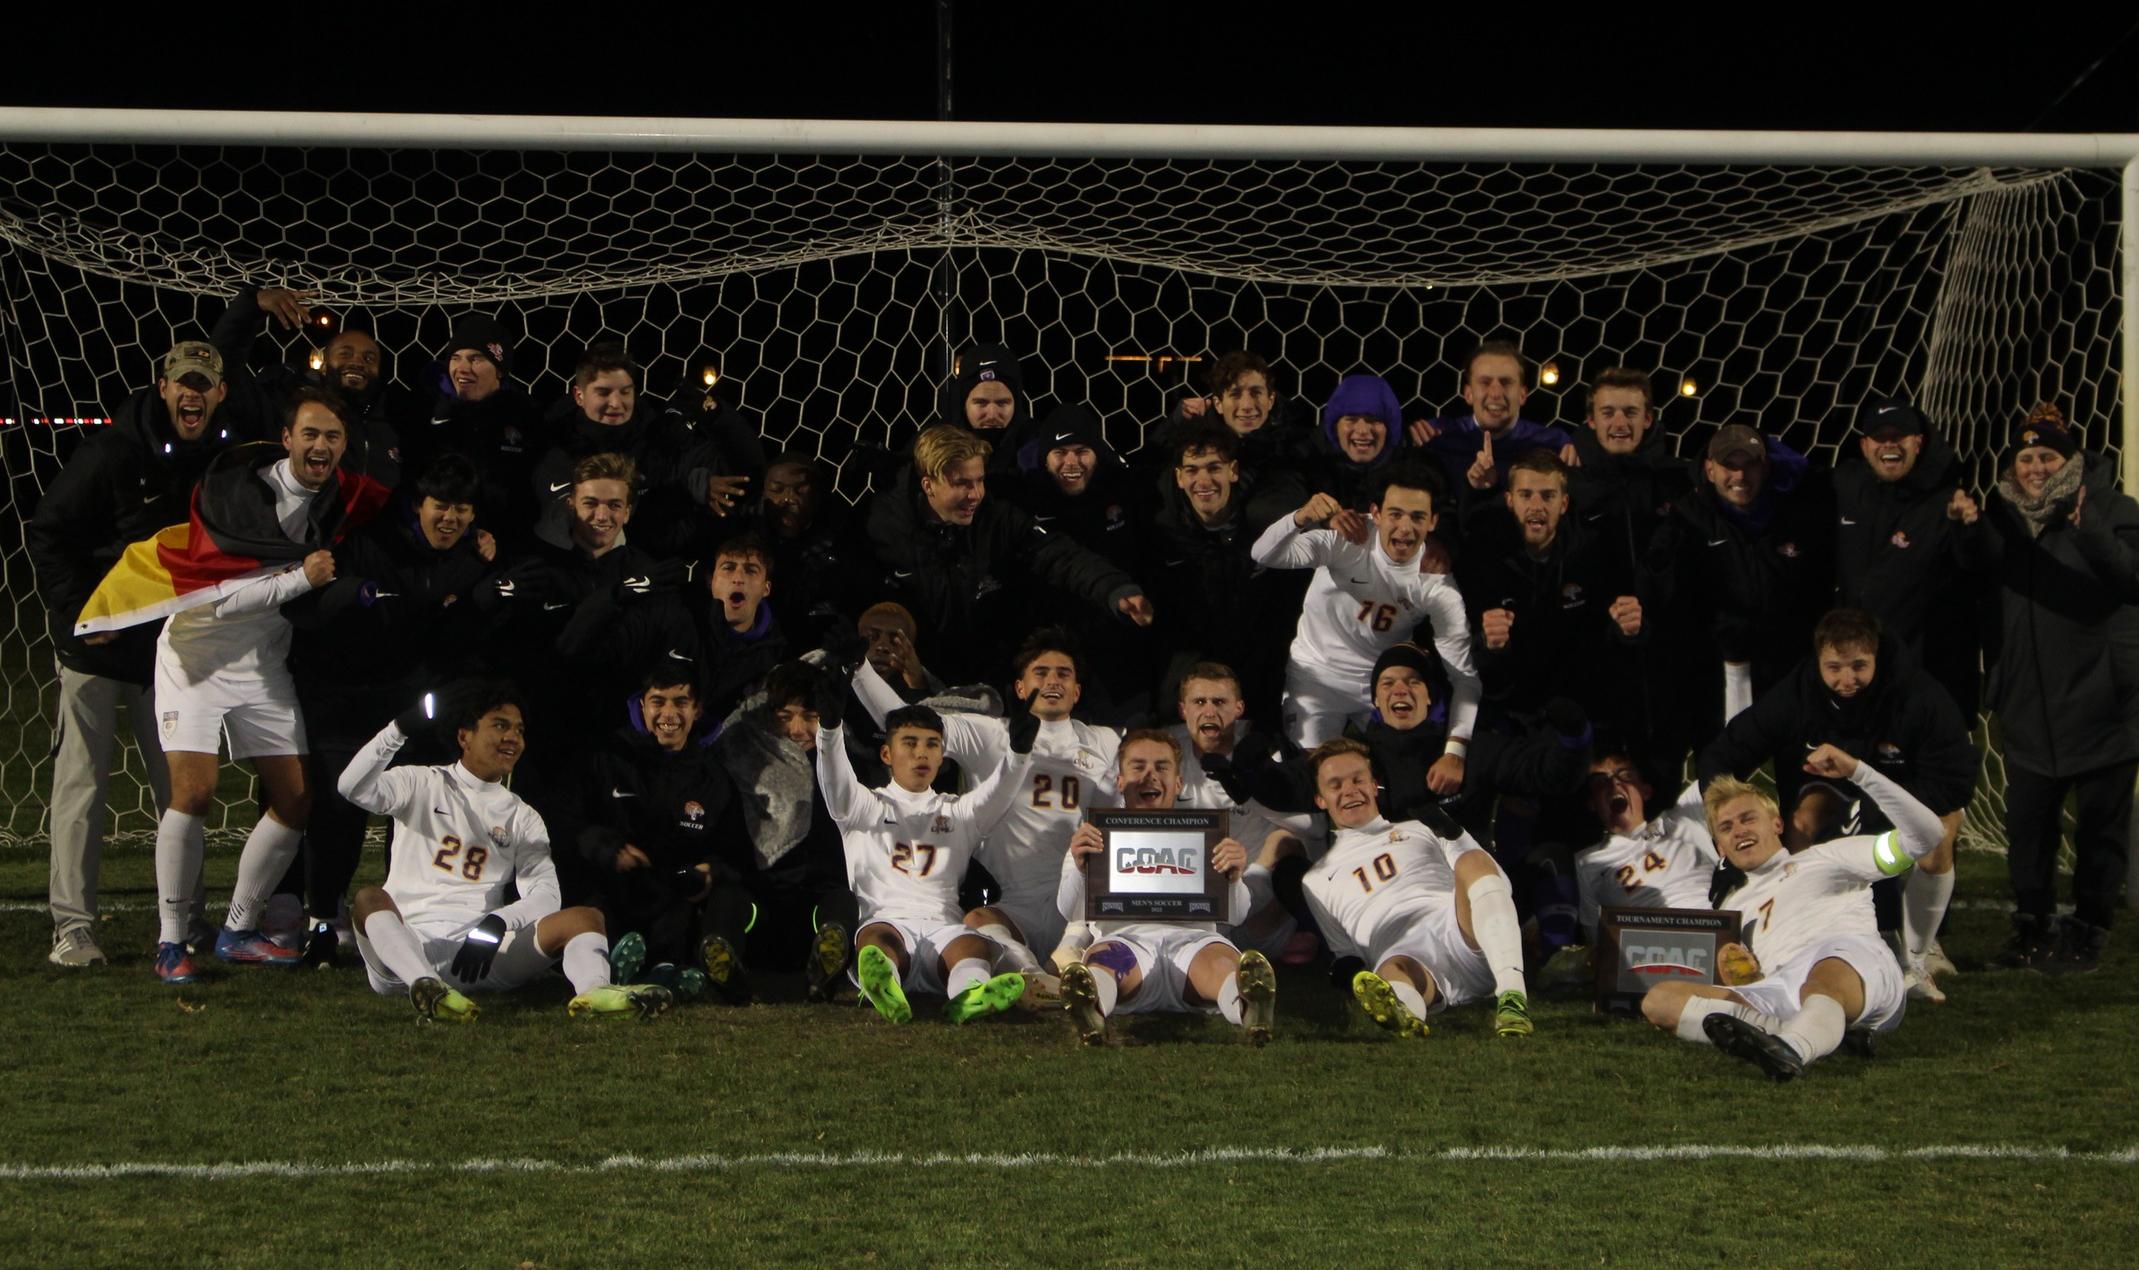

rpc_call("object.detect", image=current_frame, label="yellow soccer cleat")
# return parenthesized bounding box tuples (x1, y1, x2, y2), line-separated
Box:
(411, 976, 478, 1024)
(568, 983, 674, 1020)
(1058, 962, 1107, 1047)
(1237, 950, 1277, 1047)
(1351, 970, 1428, 1039)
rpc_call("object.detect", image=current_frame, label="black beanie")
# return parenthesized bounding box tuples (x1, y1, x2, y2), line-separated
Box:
(2007, 403, 2078, 464)
(443, 314, 514, 378)
(1371, 642, 1435, 685)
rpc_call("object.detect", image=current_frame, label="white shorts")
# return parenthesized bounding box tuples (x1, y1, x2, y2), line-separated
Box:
(354, 914, 556, 996)
(1282, 668, 1371, 748)
(1089, 923, 1238, 1015)
(1731, 933, 1907, 1034)
(152, 659, 307, 760)
(856, 917, 972, 996)
(1366, 895, 1495, 1014)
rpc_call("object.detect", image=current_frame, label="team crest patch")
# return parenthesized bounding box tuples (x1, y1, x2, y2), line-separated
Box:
(161, 711, 178, 738)
(488, 826, 508, 848)
(1877, 741, 1904, 761)
(683, 800, 706, 821)
(1783, 862, 1798, 878)
(977, 368, 998, 382)
(1561, 582, 1585, 609)
(932, 814, 953, 834)
(500, 426, 523, 451)
(1890, 530, 1912, 549)
(1105, 504, 1126, 529)
(1777, 541, 1800, 558)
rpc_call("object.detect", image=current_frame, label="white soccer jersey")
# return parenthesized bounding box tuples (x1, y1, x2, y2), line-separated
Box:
(815, 722, 1032, 926)
(1573, 782, 1720, 935)
(1715, 766, 1940, 971)
(1250, 518, 1480, 739)
(852, 660, 1119, 919)
(1301, 815, 1477, 961)
(337, 722, 560, 932)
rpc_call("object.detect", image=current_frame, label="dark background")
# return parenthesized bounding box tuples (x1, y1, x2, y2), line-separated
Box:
(9, 5, 2138, 133)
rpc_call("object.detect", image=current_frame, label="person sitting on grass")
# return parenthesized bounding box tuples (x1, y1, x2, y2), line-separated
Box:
(1572, 751, 1717, 944)
(1638, 745, 1944, 1081)
(1054, 730, 1276, 1049)
(1293, 739, 1537, 1040)
(337, 681, 673, 1022)
(812, 674, 1035, 1025)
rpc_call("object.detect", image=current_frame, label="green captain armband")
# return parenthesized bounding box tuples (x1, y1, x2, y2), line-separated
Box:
(1872, 831, 1912, 877)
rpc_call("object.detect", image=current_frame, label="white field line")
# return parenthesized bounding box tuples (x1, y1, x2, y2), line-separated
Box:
(2, 1143, 2133, 1182)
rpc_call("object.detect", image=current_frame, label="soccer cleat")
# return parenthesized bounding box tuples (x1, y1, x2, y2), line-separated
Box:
(154, 941, 198, 985)
(568, 983, 674, 1020)
(1019, 971, 1063, 1011)
(1493, 990, 1535, 1037)
(410, 976, 477, 1023)
(608, 931, 647, 984)
(1923, 937, 1957, 979)
(1058, 962, 1107, 1047)
(48, 927, 107, 967)
(299, 922, 340, 971)
(855, 945, 911, 1024)
(946, 972, 1026, 1024)
(1702, 1011, 1804, 1082)
(1904, 959, 1947, 1003)
(675, 968, 708, 999)
(213, 926, 303, 966)
(805, 922, 851, 1003)
(1351, 970, 1429, 1039)
(1840, 1028, 1878, 1061)
(699, 934, 751, 1005)
(1238, 950, 1277, 1047)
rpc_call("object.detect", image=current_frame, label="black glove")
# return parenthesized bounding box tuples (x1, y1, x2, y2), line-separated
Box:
(819, 622, 870, 676)
(1198, 749, 1254, 807)
(471, 559, 550, 615)
(393, 692, 437, 740)
(811, 666, 850, 724)
(1005, 710, 1042, 756)
(450, 914, 509, 983)
(614, 558, 691, 603)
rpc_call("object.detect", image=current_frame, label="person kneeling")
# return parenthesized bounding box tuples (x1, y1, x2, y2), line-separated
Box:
(338, 682, 672, 1022)
(1639, 744, 1942, 1081)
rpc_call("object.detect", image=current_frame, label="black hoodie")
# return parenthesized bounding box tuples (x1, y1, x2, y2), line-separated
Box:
(1697, 631, 1976, 823)
(208, 285, 417, 486)
(28, 389, 234, 681)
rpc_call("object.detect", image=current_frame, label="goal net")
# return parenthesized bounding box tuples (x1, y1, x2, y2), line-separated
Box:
(0, 122, 2125, 854)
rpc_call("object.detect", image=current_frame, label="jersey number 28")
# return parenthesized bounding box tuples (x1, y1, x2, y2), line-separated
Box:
(432, 835, 490, 882)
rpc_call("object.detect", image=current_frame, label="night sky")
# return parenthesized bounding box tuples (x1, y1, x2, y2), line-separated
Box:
(9, 5, 2136, 134)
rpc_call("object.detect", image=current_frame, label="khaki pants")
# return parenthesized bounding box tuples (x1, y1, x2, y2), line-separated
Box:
(48, 662, 175, 935)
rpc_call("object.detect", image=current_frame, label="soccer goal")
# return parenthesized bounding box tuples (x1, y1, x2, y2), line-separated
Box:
(1, 110, 2133, 858)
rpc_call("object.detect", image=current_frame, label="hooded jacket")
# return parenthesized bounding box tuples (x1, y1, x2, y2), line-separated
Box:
(1981, 450, 2139, 777)
(1566, 422, 1691, 578)
(28, 389, 234, 681)
(1309, 374, 1408, 509)
(1697, 631, 1977, 822)
(860, 464, 1142, 686)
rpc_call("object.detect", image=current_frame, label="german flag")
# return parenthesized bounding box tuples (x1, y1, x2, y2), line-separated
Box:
(75, 448, 391, 637)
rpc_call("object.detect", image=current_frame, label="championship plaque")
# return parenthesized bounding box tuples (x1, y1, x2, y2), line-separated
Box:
(1594, 906, 1744, 1017)
(1082, 807, 1231, 922)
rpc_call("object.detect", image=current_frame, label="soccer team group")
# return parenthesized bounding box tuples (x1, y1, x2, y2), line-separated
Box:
(32, 282, 2137, 1082)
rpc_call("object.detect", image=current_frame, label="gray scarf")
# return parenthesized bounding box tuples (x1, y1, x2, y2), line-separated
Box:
(1997, 452, 2085, 539)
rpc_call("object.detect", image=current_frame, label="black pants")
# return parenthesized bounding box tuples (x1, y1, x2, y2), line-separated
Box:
(271, 743, 368, 920)
(2005, 758, 2137, 929)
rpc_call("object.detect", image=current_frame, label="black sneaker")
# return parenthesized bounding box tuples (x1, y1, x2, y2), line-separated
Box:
(805, 922, 850, 1003)
(1702, 1012, 1804, 1083)
(1997, 913, 2058, 970)
(1840, 1028, 1877, 1061)
(2044, 918, 2108, 976)
(299, 921, 339, 971)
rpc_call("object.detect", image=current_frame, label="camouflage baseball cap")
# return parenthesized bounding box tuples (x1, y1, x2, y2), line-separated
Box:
(161, 340, 224, 388)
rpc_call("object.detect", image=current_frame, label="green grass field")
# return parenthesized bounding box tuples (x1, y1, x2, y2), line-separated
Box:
(2, 843, 2134, 1267)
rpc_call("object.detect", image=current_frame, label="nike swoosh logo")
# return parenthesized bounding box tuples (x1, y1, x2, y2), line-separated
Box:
(542, 602, 568, 611)
(1839, 517, 1857, 525)
(611, 788, 636, 798)
(667, 648, 688, 660)
(432, 807, 448, 816)
(549, 482, 571, 492)
(1706, 538, 1727, 547)
(1054, 432, 1076, 442)
(371, 591, 400, 599)
(1033, 515, 1055, 523)
(1163, 558, 1186, 567)
(892, 571, 913, 579)
(1349, 577, 1369, 584)
(1877, 405, 1899, 415)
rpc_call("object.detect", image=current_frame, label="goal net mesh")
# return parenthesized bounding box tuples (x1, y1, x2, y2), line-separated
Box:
(0, 141, 2122, 852)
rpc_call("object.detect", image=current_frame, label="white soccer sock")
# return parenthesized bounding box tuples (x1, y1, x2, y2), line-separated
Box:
(946, 956, 991, 999)
(1775, 994, 1847, 1065)
(562, 931, 611, 994)
(1389, 979, 1429, 1020)
(1089, 965, 1120, 1016)
(976, 923, 1039, 973)
(1216, 973, 1244, 1025)
(1673, 995, 1782, 1044)
(1723, 661, 1754, 720)
(154, 809, 206, 944)
(1465, 872, 1528, 998)
(362, 911, 438, 988)
(1902, 867, 1956, 961)
(1049, 922, 1093, 973)
(224, 814, 305, 932)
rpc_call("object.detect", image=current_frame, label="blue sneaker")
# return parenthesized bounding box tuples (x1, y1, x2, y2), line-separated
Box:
(214, 927, 303, 966)
(155, 941, 198, 985)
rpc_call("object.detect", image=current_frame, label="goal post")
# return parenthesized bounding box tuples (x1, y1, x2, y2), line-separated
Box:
(0, 108, 2134, 866)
